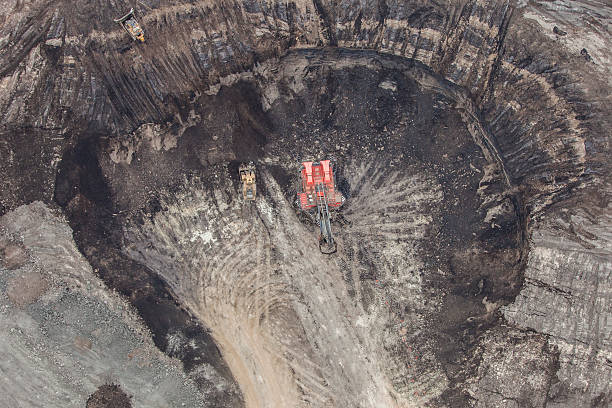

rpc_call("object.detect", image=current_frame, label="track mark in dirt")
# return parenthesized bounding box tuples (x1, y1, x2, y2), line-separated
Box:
(123, 174, 305, 407)
(332, 158, 449, 403)
(122, 167, 405, 407)
(260, 168, 402, 407)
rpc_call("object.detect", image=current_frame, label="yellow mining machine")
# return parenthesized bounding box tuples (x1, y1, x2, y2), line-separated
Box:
(239, 162, 257, 201)
(115, 8, 145, 42)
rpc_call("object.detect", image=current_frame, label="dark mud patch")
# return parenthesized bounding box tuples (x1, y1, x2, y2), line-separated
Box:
(86, 384, 131, 408)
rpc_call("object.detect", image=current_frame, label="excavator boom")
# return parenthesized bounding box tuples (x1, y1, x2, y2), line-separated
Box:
(315, 183, 336, 254)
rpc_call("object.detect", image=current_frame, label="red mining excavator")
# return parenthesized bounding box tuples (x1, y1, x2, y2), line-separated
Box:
(298, 160, 344, 254)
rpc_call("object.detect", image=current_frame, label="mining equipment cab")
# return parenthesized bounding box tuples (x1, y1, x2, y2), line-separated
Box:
(115, 8, 145, 42)
(298, 160, 344, 254)
(239, 162, 257, 201)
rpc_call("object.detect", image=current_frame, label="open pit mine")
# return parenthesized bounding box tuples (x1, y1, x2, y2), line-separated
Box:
(0, 0, 610, 407)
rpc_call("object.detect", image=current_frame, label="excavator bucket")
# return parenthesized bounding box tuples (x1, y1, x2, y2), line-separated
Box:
(114, 8, 145, 42)
(239, 162, 257, 201)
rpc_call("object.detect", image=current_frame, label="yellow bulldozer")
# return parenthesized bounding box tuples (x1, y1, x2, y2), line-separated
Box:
(239, 162, 256, 201)
(115, 8, 145, 42)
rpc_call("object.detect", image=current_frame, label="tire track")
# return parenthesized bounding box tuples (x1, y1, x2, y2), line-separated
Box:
(334, 159, 447, 403)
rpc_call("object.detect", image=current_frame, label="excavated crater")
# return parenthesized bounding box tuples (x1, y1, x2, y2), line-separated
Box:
(55, 48, 527, 406)
(1, 0, 611, 407)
